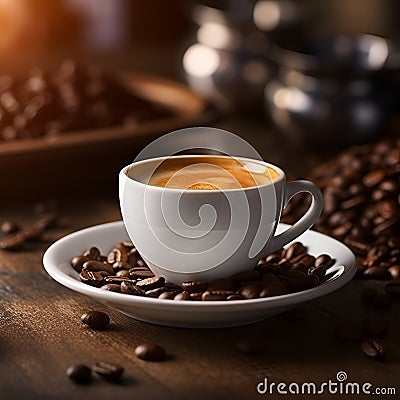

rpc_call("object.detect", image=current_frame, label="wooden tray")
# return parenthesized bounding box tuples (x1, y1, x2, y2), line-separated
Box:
(0, 73, 217, 204)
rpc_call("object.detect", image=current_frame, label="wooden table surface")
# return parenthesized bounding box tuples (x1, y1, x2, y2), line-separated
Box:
(1, 119, 399, 400)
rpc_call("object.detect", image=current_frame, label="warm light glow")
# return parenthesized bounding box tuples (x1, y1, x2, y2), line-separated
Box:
(272, 87, 312, 112)
(183, 44, 220, 78)
(197, 22, 240, 50)
(362, 37, 389, 69)
(253, 1, 281, 31)
(0, 0, 27, 52)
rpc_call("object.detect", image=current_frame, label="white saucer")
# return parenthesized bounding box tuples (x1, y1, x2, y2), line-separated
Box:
(43, 221, 356, 328)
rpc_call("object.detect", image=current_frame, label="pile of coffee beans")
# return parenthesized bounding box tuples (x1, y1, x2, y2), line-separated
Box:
(66, 361, 124, 384)
(0, 205, 58, 250)
(0, 59, 172, 142)
(71, 241, 334, 300)
(282, 137, 400, 280)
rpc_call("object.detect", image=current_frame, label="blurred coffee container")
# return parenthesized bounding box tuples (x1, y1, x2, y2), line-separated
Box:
(264, 33, 400, 149)
(182, 0, 305, 113)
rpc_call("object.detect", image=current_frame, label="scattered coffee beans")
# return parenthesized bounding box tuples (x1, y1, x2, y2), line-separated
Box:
(66, 364, 92, 384)
(81, 311, 110, 330)
(282, 137, 400, 280)
(0, 205, 59, 251)
(134, 342, 167, 361)
(72, 241, 333, 302)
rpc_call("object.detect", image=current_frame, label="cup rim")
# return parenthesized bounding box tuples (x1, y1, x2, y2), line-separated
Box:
(120, 154, 285, 193)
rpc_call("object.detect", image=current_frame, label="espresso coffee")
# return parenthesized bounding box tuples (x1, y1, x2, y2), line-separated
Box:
(147, 156, 279, 190)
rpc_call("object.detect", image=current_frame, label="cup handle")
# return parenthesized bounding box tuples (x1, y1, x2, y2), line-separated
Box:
(267, 180, 323, 254)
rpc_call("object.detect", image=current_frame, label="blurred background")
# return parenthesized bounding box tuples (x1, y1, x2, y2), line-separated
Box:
(1, 0, 400, 202)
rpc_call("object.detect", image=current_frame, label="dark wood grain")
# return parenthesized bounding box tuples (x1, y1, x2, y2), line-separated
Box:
(1, 195, 399, 400)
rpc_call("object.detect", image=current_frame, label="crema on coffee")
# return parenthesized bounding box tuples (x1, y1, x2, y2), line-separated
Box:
(147, 156, 278, 190)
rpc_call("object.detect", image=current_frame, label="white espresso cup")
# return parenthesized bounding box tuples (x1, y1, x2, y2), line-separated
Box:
(119, 155, 323, 284)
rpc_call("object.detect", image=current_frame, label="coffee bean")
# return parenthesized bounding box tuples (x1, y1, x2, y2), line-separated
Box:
(135, 276, 165, 290)
(174, 291, 191, 300)
(84, 246, 101, 260)
(259, 281, 288, 297)
(388, 237, 400, 248)
(116, 269, 131, 278)
(189, 292, 203, 301)
(79, 270, 104, 286)
(226, 294, 244, 300)
(340, 195, 366, 210)
(66, 364, 92, 384)
(92, 361, 124, 381)
(107, 248, 128, 265)
(83, 260, 114, 275)
(81, 311, 110, 329)
(181, 280, 208, 293)
(344, 237, 369, 257)
(237, 284, 260, 299)
(112, 261, 133, 271)
(159, 291, 178, 300)
(120, 281, 145, 296)
(202, 290, 233, 301)
(291, 255, 316, 272)
(71, 255, 90, 272)
(135, 342, 167, 361)
(1, 220, 20, 234)
(100, 284, 121, 292)
(284, 242, 307, 260)
(105, 275, 135, 284)
(0, 233, 26, 250)
(145, 287, 168, 298)
(362, 338, 386, 359)
(363, 169, 385, 187)
(385, 279, 400, 298)
(314, 254, 333, 268)
(129, 268, 155, 279)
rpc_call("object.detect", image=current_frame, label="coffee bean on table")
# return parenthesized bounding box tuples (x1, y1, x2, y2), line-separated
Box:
(81, 311, 110, 329)
(20, 225, 44, 241)
(362, 338, 386, 359)
(92, 361, 124, 381)
(134, 342, 167, 361)
(0, 232, 26, 250)
(66, 364, 92, 384)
